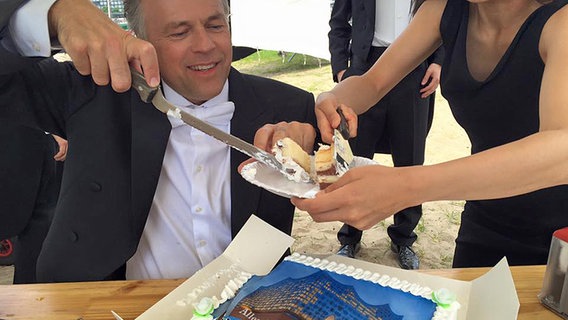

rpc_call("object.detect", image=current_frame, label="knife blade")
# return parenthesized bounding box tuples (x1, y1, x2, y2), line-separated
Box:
(130, 68, 292, 179)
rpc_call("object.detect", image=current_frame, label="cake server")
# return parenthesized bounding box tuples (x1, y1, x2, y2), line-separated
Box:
(130, 68, 292, 179)
(336, 106, 351, 140)
(334, 107, 354, 174)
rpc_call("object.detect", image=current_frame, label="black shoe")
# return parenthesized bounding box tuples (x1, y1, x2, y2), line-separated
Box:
(390, 242, 419, 270)
(336, 243, 361, 259)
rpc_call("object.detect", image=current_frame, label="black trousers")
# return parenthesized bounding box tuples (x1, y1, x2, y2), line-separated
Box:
(338, 46, 431, 247)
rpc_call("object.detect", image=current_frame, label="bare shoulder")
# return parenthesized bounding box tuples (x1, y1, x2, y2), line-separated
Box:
(419, 0, 448, 14)
(538, 3, 568, 132)
(540, 4, 568, 63)
(412, 0, 448, 32)
(413, 0, 448, 32)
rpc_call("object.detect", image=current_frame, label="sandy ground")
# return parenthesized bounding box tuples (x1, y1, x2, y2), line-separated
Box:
(288, 93, 471, 270)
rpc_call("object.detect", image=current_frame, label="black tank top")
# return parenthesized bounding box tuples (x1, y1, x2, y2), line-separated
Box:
(439, 0, 568, 249)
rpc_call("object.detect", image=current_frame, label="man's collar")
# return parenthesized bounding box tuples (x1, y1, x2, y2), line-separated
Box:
(162, 79, 230, 108)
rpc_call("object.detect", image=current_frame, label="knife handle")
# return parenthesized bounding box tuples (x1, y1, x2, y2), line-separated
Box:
(336, 107, 350, 140)
(130, 67, 160, 103)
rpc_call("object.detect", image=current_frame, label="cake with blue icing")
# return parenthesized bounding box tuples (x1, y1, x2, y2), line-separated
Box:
(190, 253, 460, 320)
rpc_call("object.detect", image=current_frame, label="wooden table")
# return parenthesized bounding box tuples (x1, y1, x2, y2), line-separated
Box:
(0, 265, 561, 319)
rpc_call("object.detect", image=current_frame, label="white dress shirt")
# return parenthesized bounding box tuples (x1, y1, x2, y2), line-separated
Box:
(8, 0, 56, 56)
(126, 82, 234, 280)
(373, 0, 411, 47)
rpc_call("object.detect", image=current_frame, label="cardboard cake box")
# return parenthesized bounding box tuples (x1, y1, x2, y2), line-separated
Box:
(114, 215, 520, 320)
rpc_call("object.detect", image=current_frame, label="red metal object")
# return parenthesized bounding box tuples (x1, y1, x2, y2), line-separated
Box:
(0, 239, 14, 258)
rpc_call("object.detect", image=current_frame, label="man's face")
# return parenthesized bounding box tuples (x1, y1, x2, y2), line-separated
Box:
(141, 0, 232, 105)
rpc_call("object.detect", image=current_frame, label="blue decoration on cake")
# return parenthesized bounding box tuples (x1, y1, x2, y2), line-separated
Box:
(216, 257, 438, 320)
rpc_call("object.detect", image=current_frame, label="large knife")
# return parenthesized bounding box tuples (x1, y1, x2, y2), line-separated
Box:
(130, 68, 291, 179)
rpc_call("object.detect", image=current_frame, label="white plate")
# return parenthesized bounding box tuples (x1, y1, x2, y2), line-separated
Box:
(240, 156, 377, 199)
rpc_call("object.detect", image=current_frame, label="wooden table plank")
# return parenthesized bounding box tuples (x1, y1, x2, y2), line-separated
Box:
(0, 279, 183, 320)
(0, 266, 561, 319)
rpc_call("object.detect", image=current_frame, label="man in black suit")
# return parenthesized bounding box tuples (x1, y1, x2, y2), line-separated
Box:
(328, 0, 442, 269)
(0, 122, 66, 283)
(1, 0, 317, 282)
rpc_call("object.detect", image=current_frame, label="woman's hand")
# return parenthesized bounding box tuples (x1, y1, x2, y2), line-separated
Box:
(315, 92, 358, 143)
(291, 165, 420, 230)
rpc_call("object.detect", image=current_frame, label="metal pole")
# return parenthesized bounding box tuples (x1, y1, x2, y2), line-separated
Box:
(107, 0, 112, 18)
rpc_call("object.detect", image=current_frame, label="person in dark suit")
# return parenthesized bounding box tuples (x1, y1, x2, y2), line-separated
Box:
(0, 122, 66, 283)
(1, 0, 317, 282)
(328, 0, 442, 269)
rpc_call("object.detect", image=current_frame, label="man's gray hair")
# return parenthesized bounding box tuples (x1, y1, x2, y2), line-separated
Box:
(124, 0, 230, 40)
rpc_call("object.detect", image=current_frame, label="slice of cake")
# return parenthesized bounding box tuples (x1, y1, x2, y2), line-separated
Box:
(272, 134, 354, 189)
(272, 137, 312, 183)
(313, 144, 338, 188)
(202, 253, 460, 320)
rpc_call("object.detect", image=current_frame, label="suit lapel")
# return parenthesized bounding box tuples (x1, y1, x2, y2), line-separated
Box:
(228, 68, 272, 237)
(130, 92, 171, 236)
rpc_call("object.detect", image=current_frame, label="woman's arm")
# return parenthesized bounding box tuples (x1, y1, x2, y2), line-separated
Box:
(294, 4, 568, 230)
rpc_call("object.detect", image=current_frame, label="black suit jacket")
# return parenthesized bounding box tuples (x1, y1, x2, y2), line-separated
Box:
(0, 0, 23, 30)
(0, 53, 315, 282)
(328, 0, 444, 82)
(0, 0, 56, 239)
(0, 122, 55, 239)
(329, 0, 375, 81)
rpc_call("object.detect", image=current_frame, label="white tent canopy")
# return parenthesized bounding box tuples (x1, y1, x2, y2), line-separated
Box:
(230, 0, 333, 61)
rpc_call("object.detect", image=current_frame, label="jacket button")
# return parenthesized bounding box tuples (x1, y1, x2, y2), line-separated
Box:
(69, 232, 79, 243)
(90, 182, 102, 192)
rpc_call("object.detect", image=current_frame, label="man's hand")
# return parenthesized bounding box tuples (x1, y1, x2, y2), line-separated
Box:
(238, 121, 316, 173)
(254, 121, 316, 154)
(48, 0, 159, 92)
(291, 165, 419, 230)
(51, 134, 67, 161)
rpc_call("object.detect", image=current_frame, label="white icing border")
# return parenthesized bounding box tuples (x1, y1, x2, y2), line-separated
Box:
(176, 264, 252, 311)
(285, 253, 460, 320)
